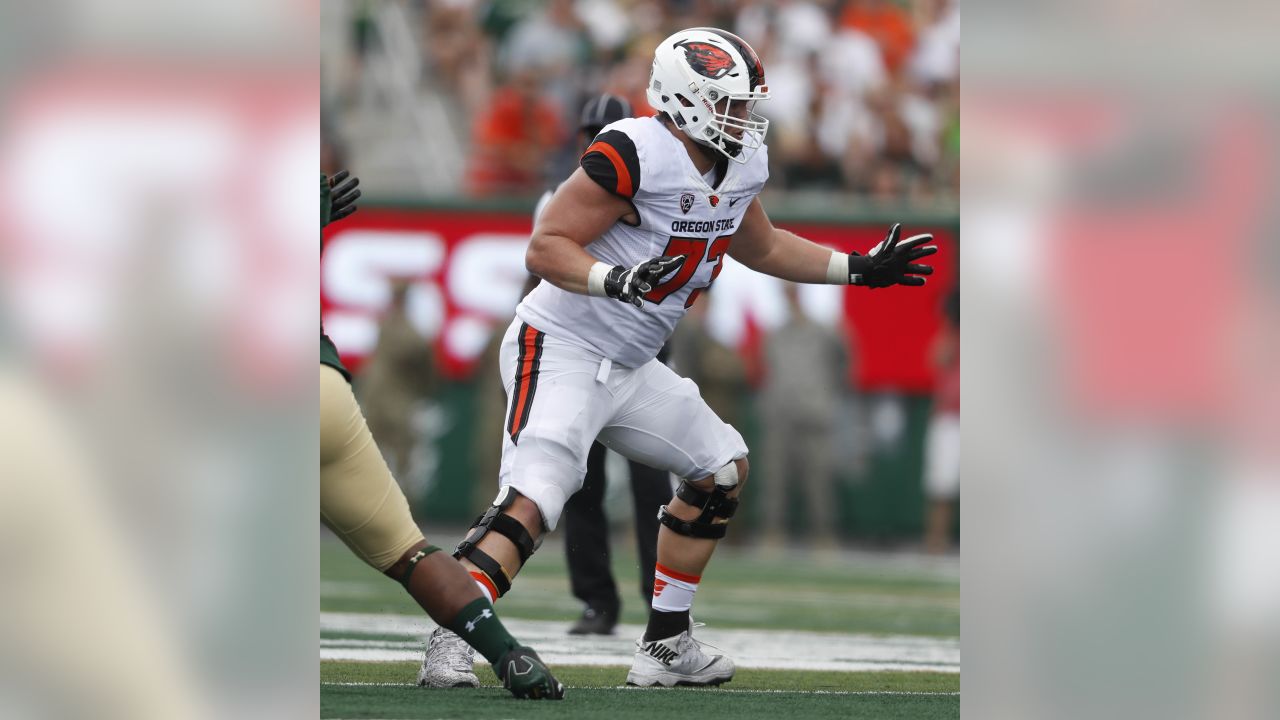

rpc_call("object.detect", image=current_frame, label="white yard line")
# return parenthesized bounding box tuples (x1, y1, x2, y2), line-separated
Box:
(321, 612, 959, 673)
(323, 681, 958, 696)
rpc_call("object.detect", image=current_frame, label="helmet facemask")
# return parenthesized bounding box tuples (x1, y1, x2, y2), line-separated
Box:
(698, 89, 769, 162)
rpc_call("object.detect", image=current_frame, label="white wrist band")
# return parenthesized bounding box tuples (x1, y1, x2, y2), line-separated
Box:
(827, 251, 850, 285)
(587, 261, 613, 297)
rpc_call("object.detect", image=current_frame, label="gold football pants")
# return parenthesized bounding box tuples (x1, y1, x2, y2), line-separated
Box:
(320, 364, 423, 571)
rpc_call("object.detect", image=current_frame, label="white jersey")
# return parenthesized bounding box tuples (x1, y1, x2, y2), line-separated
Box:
(517, 116, 769, 367)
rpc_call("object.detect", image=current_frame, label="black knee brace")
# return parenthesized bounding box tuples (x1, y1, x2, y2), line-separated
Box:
(658, 479, 739, 539)
(453, 486, 541, 597)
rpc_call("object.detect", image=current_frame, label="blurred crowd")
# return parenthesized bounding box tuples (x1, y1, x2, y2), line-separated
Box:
(328, 0, 959, 204)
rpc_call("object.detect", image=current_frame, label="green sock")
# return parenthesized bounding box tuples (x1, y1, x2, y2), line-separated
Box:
(446, 598, 520, 665)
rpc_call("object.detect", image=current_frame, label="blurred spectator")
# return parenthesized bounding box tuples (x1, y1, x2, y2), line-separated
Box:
(499, 0, 590, 121)
(773, 51, 844, 189)
(735, 0, 834, 61)
(759, 284, 850, 550)
(599, 33, 664, 123)
(670, 296, 749, 433)
(838, 0, 917, 76)
(422, 0, 492, 121)
(897, 0, 960, 198)
(575, 0, 632, 56)
(868, 156, 907, 203)
(357, 279, 434, 483)
(899, 88, 944, 169)
(350, 1, 378, 61)
(338, 0, 379, 108)
(476, 0, 530, 42)
(501, 0, 586, 69)
(320, 130, 345, 178)
(923, 286, 959, 554)
(908, 0, 960, 87)
(815, 28, 889, 188)
(464, 67, 563, 197)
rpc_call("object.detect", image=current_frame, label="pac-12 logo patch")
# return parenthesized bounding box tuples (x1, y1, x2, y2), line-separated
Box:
(680, 192, 695, 214)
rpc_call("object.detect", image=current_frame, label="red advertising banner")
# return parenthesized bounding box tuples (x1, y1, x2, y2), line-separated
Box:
(322, 206, 956, 391)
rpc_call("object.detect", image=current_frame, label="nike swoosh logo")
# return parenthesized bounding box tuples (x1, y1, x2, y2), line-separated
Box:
(729, 197, 741, 207)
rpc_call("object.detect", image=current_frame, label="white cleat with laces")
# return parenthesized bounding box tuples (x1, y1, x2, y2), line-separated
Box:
(416, 626, 479, 688)
(625, 626, 735, 687)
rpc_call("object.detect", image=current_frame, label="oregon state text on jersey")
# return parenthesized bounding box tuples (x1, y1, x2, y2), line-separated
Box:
(517, 116, 769, 367)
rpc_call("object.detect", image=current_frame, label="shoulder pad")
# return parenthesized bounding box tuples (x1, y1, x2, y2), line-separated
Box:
(581, 129, 641, 199)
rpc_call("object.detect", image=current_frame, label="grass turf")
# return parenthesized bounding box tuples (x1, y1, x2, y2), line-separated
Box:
(321, 535, 959, 718)
(321, 662, 959, 719)
(322, 660, 961, 692)
(321, 535, 959, 636)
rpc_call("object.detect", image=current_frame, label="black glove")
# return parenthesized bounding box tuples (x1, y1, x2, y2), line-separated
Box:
(328, 170, 361, 222)
(603, 255, 685, 307)
(848, 223, 937, 288)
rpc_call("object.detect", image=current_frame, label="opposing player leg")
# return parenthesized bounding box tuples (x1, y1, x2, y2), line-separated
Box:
(320, 365, 564, 698)
(452, 322, 610, 601)
(420, 322, 611, 678)
(595, 360, 748, 686)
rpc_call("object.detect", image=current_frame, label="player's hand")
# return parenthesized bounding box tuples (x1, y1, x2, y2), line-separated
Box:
(329, 170, 361, 222)
(847, 223, 936, 288)
(603, 255, 685, 307)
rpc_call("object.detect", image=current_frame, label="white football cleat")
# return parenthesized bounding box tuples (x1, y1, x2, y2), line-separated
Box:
(416, 626, 479, 688)
(625, 628, 735, 687)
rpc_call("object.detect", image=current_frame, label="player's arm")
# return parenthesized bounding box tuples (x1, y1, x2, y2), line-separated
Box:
(526, 168, 631, 293)
(527, 167, 682, 307)
(730, 198, 937, 288)
(728, 198, 839, 282)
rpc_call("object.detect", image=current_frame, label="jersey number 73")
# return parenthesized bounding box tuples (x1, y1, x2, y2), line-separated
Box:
(643, 234, 732, 307)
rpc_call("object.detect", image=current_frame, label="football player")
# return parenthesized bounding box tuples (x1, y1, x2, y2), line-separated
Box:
(320, 172, 563, 699)
(541, 94, 674, 636)
(423, 27, 936, 687)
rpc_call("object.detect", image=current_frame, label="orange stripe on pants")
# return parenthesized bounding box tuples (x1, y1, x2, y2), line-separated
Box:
(508, 325, 540, 441)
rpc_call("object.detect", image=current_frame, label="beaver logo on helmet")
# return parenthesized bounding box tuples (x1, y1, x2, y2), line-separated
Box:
(675, 40, 735, 80)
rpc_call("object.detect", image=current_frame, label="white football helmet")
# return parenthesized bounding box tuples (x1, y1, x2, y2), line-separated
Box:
(646, 27, 770, 164)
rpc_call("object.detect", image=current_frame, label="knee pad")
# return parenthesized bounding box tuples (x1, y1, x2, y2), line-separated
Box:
(658, 466, 740, 540)
(453, 486, 541, 597)
(713, 460, 740, 490)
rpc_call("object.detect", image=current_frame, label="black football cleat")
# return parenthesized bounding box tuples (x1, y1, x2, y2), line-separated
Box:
(494, 647, 566, 700)
(568, 606, 618, 635)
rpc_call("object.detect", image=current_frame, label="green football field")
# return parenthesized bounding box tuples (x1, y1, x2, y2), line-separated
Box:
(321, 532, 959, 719)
